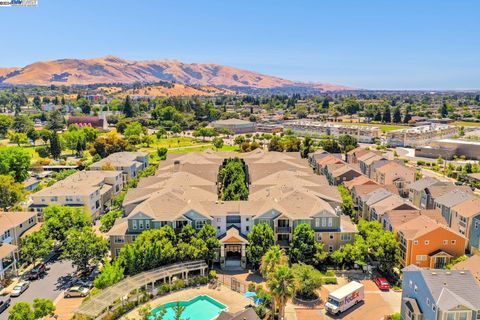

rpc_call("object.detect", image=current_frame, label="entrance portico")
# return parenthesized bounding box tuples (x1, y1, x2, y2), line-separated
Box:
(219, 227, 248, 269)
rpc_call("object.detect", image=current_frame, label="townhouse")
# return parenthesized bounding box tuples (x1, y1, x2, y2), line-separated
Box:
(452, 255, 480, 284)
(408, 177, 443, 208)
(372, 161, 416, 197)
(420, 184, 471, 210)
(30, 170, 124, 220)
(0, 212, 38, 279)
(433, 189, 475, 226)
(357, 152, 388, 178)
(324, 163, 363, 186)
(343, 175, 378, 190)
(401, 265, 480, 320)
(381, 209, 446, 233)
(397, 215, 466, 269)
(314, 154, 344, 174)
(367, 193, 417, 222)
(90, 151, 149, 182)
(346, 146, 372, 164)
(107, 150, 357, 268)
(449, 197, 480, 254)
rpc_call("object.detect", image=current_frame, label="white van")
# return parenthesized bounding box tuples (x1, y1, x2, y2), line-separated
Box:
(325, 281, 364, 315)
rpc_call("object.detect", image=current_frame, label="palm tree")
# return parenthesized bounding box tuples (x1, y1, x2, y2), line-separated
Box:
(260, 245, 288, 278)
(267, 264, 296, 320)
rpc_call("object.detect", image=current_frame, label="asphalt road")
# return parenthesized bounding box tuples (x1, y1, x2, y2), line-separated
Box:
(0, 254, 75, 320)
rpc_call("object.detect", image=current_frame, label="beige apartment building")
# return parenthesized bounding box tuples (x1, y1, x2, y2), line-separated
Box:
(90, 151, 149, 182)
(386, 124, 458, 147)
(30, 170, 123, 220)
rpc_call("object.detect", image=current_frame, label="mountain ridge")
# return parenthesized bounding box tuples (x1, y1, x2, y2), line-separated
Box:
(0, 56, 352, 92)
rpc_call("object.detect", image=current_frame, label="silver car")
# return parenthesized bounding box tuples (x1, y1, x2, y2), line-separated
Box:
(10, 282, 29, 297)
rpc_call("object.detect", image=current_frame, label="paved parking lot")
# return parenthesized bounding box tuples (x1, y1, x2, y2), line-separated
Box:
(295, 280, 401, 320)
(0, 255, 75, 320)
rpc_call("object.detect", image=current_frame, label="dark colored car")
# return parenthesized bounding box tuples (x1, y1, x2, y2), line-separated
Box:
(373, 276, 391, 291)
(0, 296, 10, 314)
(28, 263, 46, 280)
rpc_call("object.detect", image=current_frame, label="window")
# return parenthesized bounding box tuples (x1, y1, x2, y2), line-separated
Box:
(145, 220, 150, 229)
(329, 233, 334, 240)
(328, 218, 333, 227)
(195, 220, 206, 229)
(424, 240, 430, 245)
(416, 255, 427, 261)
(114, 236, 124, 244)
(328, 245, 334, 253)
(459, 312, 468, 320)
(322, 218, 326, 227)
(413, 240, 419, 245)
(246, 218, 249, 222)
(19, 224, 23, 228)
(409, 280, 413, 288)
(446, 313, 455, 320)
(132, 220, 138, 230)
(451, 240, 456, 245)
(216, 218, 221, 222)
(246, 226, 250, 232)
(315, 218, 320, 228)
(414, 284, 418, 293)
(317, 234, 322, 241)
(115, 248, 121, 257)
(432, 304, 436, 312)
(139, 220, 144, 230)
(341, 234, 351, 241)
(226, 216, 241, 224)
(426, 298, 430, 306)
(443, 240, 448, 245)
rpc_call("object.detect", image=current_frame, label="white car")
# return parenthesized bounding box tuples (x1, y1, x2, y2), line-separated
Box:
(10, 282, 29, 297)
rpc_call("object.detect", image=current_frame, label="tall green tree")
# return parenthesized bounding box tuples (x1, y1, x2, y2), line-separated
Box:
(0, 114, 13, 137)
(8, 302, 35, 320)
(94, 260, 124, 289)
(0, 147, 31, 182)
(0, 175, 24, 210)
(49, 131, 62, 159)
(32, 298, 56, 319)
(123, 95, 134, 118)
(260, 245, 288, 278)
(246, 223, 275, 270)
(197, 224, 220, 267)
(45, 110, 65, 131)
(382, 105, 391, 123)
(62, 227, 108, 273)
(21, 230, 54, 264)
(267, 264, 295, 320)
(393, 106, 402, 123)
(439, 102, 449, 118)
(292, 263, 322, 300)
(290, 224, 327, 266)
(43, 205, 91, 244)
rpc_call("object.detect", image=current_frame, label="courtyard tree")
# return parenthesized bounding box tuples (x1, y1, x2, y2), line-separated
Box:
(197, 224, 220, 267)
(8, 302, 35, 320)
(0, 114, 13, 137)
(20, 230, 54, 264)
(212, 137, 224, 150)
(267, 264, 295, 320)
(246, 223, 275, 270)
(32, 298, 56, 319)
(90, 130, 130, 158)
(94, 260, 125, 289)
(0, 175, 24, 210)
(62, 227, 108, 273)
(338, 134, 358, 154)
(43, 205, 91, 245)
(290, 224, 327, 266)
(292, 263, 323, 300)
(49, 131, 62, 159)
(218, 158, 249, 201)
(260, 245, 288, 278)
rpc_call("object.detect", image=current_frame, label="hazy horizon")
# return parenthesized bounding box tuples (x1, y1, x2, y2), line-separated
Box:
(1, 0, 480, 90)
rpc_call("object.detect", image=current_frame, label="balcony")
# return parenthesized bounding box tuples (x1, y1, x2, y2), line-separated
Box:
(277, 240, 290, 247)
(275, 226, 292, 233)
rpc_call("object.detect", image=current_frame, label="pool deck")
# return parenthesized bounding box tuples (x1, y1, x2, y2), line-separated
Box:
(124, 285, 253, 319)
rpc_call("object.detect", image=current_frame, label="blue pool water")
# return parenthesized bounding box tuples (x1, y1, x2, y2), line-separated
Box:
(150, 295, 227, 320)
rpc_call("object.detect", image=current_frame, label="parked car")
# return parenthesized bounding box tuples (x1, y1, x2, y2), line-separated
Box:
(64, 286, 89, 298)
(373, 276, 391, 291)
(28, 263, 47, 280)
(10, 282, 29, 297)
(0, 296, 10, 314)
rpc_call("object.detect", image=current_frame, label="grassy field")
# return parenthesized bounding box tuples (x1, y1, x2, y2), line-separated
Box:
(452, 121, 480, 127)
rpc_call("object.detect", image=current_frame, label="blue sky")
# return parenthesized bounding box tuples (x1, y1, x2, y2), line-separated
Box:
(1, 0, 479, 90)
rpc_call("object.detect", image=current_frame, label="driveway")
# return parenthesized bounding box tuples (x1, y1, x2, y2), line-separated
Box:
(295, 280, 401, 320)
(0, 254, 75, 320)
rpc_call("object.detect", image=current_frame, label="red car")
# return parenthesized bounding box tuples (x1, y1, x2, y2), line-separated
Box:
(373, 276, 391, 291)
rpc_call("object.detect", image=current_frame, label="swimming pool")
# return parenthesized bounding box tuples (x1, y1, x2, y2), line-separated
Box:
(150, 295, 227, 320)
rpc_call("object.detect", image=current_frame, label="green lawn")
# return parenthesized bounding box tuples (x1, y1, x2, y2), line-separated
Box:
(452, 121, 480, 127)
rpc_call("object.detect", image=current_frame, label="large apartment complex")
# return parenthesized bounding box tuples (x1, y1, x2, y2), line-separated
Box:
(30, 170, 124, 220)
(386, 124, 458, 147)
(108, 150, 357, 269)
(284, 121, 381, 143)
(90, 151, 149, 182)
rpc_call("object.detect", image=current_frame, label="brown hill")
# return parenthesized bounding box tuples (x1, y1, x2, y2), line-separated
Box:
(116, 83, 237, 97)
(0, 56, 352, 92)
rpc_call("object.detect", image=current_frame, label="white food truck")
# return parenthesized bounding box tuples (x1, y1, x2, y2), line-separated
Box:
(325, 281, 364, 315)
